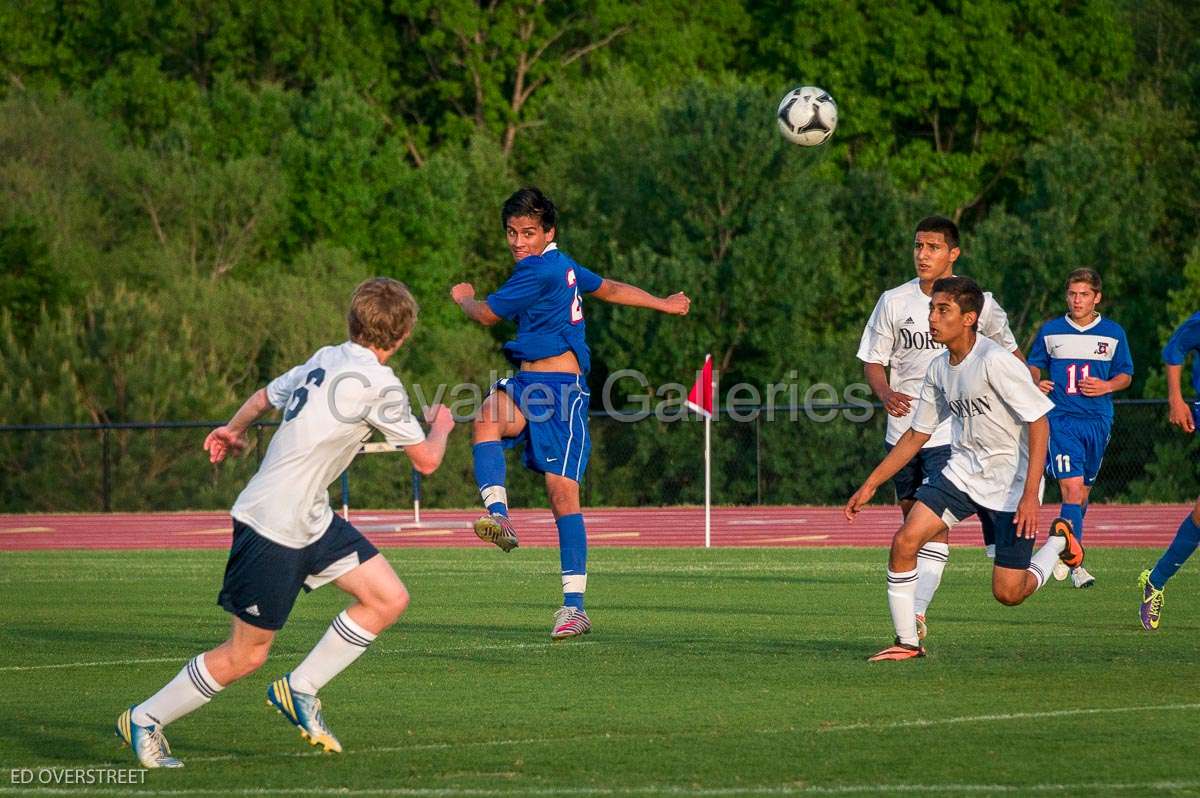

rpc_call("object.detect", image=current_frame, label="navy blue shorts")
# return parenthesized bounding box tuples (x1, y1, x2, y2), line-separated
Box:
(217, 514, 379, 630)
(885, 442, 952, 502)
(1047, 415, 1111, 486)
(885, 443, 993, 547)
(914, 472, 1033, 570)
(494, 371, 590, 482)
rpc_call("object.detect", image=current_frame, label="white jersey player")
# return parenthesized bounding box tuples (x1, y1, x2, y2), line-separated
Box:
(847, 276, 1082, 662)
(857, 215, 1019, 639)
(116, 278, 455, 767)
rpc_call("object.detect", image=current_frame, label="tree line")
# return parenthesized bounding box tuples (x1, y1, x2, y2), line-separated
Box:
(1, 0, 1198, 510)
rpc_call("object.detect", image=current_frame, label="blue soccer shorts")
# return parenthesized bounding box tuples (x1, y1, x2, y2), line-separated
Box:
(218, 514, 379, 630)
(1047, 415, 1112, 486)
(493, 371, 591, 483)
(914, 472, 1034, 570)
(884, 442, 952, 502)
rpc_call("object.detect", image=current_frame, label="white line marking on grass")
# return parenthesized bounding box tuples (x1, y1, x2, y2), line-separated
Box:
(0, 657, 186, 672)
(820, 702, 1200, 732)
(3, 780, 1200, 796)
(0, 639, 604, 672)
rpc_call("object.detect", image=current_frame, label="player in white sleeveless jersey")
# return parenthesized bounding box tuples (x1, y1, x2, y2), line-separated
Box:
(857, 216, 1020, 640)
(847, 277, 1083, 661)
(115, 279, 455, 767)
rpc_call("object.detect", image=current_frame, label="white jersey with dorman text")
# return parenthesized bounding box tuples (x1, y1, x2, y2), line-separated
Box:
(910, 336, 1054, 512)
(231, 341, 426, 548)
(857, 277, 1019, 447)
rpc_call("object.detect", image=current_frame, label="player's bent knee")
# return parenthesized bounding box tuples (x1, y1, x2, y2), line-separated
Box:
(231, 642, 271, 676)
(382, 582, 410, 624)
(991, 584, 1026, 606)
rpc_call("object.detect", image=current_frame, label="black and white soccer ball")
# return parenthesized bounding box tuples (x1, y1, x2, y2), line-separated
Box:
(776, 86, 837, 146)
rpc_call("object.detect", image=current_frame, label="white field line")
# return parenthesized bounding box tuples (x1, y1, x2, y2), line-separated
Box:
(0, 640, 603, 673)
(820, 702, 1200, 732)
(3, 780, 1200, 796)
(178, 702, 1200, 763)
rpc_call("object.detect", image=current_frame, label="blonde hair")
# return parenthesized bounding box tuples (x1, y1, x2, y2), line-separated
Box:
(347, 278, 418, 350)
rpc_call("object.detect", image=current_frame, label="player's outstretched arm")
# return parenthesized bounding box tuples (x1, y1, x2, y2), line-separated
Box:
(451, 283, 501, 327)
(844, 428, 930, 521)
(590, 279, 690, 315)
(405, 404, 456, 475)
(1014, 415, 1050, 538)
(204, 388, 272, 463)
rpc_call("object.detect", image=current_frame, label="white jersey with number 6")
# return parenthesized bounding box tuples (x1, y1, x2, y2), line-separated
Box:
(231, 341, 426, 549)
(857, 277, 1018, 447)
(910, 336, 1054, 512)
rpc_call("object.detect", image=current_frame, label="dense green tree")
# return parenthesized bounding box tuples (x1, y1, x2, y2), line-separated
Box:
(744, 0, 1132, 218)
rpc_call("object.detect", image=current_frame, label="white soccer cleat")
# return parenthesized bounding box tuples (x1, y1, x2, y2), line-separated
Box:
(1071, 566, 1096, 589)
(915, 613, 928, 640)
(115, 707, 183, 768)
(550, 606, 591, 640)
(1052, 560, 1070, 582)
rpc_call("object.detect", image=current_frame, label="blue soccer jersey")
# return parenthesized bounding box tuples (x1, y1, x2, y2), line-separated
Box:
(486, 243, 604, 373)
(1163, 311, 1200, 398)
(1028, 315, 1134, 421)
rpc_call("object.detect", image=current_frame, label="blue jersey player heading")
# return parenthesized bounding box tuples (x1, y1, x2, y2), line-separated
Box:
(451, 187, 691, 641)
(1027, 268, 1133, 589)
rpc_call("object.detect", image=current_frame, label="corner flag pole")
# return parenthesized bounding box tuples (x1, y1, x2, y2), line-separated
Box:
(686, 353, 715, 549)
(704, 405, 711, 548)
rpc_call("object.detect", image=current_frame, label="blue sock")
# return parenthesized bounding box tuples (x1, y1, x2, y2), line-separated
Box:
(1060, 503, 1084, 542)
(472, 441, 508, 516)
(1150, 514, 1200, 588)
(556, 513, 587, 610)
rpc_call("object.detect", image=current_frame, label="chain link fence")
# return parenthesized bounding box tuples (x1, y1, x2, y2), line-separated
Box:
(2, 400, 1196, 513)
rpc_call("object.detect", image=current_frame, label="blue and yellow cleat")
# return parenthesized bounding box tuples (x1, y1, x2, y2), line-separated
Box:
(114, 707, 183, 768)
(266, 675, 342, 753)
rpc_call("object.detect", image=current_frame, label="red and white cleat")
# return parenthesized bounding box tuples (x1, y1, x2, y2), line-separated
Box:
(550, 606, 591, 640)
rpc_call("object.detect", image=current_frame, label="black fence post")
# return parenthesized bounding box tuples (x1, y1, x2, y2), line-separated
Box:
(756, 413, 762, 505)
(101, 428, 111, 512)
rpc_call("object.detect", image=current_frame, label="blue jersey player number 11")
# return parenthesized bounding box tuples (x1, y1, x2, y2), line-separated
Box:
(1026, 268, 1133, 589)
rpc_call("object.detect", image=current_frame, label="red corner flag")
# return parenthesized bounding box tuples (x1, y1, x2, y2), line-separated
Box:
(686, 354, 715, 418)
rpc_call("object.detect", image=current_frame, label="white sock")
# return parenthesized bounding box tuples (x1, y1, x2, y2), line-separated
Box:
(1026, 535, 1067, 591)
(913, 542, 949, 616)
(133, 654, 224, 727)
(289, 611, 377, 696)
(887, 568, 920, 647)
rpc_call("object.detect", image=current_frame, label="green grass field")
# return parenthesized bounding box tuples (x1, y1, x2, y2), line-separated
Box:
(2, 547, 1198, 797)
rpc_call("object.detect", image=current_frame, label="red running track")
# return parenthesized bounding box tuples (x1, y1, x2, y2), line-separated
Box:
(0, 505, 1188, 551)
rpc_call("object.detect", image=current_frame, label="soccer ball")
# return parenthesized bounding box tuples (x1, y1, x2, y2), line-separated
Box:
(776, 86, 837, 146)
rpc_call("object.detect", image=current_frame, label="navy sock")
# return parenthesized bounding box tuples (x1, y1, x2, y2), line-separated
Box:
(1150, 514, 1200, 588)
(472, 441, 508, 516)
(557, 513, 587, 610)
(1061, 502, 1084, 542)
